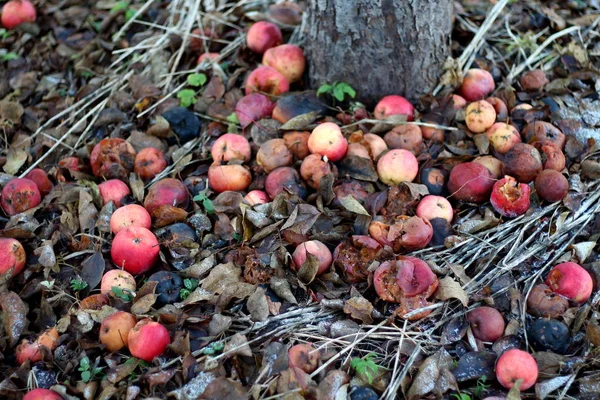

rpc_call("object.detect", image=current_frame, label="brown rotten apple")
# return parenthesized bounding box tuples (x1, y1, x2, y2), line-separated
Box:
(90, 138, 136, 181)
(490, 176, 530, 218)
(502, 143, 542, 183)
(333, 235, 382, 283)
(265, 166, 307, 199)
(383, 125, 423, 155)
(134, 147, 167, 181)
(257, 138, 293, 173)
(300, 154, 332, 190)
(467, 306, 505, 342)
(369, 215, 433, 253)
(534, 170, 568, 203)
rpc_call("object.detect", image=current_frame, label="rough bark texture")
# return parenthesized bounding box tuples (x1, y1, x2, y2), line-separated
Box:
(306, 0, 453, 106)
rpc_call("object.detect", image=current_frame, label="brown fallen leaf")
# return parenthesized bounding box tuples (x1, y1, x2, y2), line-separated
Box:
(0, 291, 29, 346)
(434, 276, 468, 307)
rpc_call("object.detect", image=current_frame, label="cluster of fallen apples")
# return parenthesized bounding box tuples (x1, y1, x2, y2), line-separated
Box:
(0, 6, 596, 399)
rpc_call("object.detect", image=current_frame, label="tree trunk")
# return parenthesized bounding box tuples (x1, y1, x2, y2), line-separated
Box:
(306, 0, 453, 106)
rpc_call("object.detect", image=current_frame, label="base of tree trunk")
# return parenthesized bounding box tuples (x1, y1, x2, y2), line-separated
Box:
(305, 0, 453, 106)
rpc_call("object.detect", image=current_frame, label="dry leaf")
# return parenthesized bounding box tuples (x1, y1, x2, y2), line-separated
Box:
(247, 286, 269, 322)
(338, 195, 370, 216)
(434, 277, 468, 306)
(3, 149, 27, 175)
(343, 295, 374, 324)
(407, 349, 457, 399)
(0, 291, 29, 346)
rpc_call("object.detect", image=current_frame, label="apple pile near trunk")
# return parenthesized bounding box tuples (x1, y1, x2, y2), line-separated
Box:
(2, 5, 600, 399)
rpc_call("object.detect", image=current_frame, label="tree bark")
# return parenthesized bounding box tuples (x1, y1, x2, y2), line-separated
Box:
(306, 0, 453, 106)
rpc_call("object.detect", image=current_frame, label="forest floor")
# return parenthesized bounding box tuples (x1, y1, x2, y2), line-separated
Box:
(1, 0, 600, 399)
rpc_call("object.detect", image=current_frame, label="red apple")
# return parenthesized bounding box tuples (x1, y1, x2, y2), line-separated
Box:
(23, 389, 63, 400)
(1, 178, 41, 216)
(1, 0, 36, 30)
(134, 147, 167, 181)
(291, 240, 333, 276)
(495, 349, 538, 390)
(211, 133, 251, 163)
(25, 168, 53, 197)
(143, 178, 190, 214)
(244, 190, 270, 206)
(208, 163, 252, 193)
(377, 149, 419, 185)
(110, 204, 152, 234)
(459, 68, 495, 102)
(308, 122, 348, 162)
(245, 66, 290, 96)
(246, 21, 282, 54)
(0, 237, 26, 279)
(262, 44, 306, 83)
(128, 319, 170, 362)
(110, 227, 160, 274)
(98, 179, 130, 207)
(374, 95, 414, 121)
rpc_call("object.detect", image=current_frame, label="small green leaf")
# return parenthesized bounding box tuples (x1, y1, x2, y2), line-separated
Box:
(226, 113, 239, 124)
(81, 370, 91, 382)
(187, 73, 207, 87)
(339, 83, 356, 98)
(110, 1, 130, 13)
(177, 89, 197, 108)
(1, 52, 19, 62)
(180, 289, 191, 300)
(202, 198, 214, 214)
(125, 9, 136, 21)
(316, 84, 332, 97)
(332, 85, 345, 102)
(111, 286, 134, 302)
(80, 357, 90, 369)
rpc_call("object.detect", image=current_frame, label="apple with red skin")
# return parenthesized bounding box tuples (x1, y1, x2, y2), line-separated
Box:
(23, 389, 63, 400)
(452, 94, 467, 109)
(244, 190, 270, 206)
(1, 178, 41, 216)
(246, 21, 282, 54)
(534, 170, 568, 203)
(100, 311, 137, 352)
(291, 240, 332, 276)
(486, 97, 508, 121)
(197, 52, 219, 64)
(307, 122, 348, 162)
(98, 179, 130, 207)
(377, 149, 419, 185)
(495, 349, 538, 390)
(110, 204, 152, 234)
(374, 95, 414, 121)
(0, 237, 26, 279)
(1, 0, 36, 30)
(300, 154, 332, 189)
(467, 306, 505, 342)
(447, 162, 494, 203)
(522, 121, 566, 149)
(80, 293, 110, 310)
(111, 227, 160, 274)
(245, 66, 290, 96)
(262, 44, 306, 83)
(25, 168, 53, 197)
(490, 176, 531, 218)
(100, 269, 137, 295)
(16, 328, 59, 365)
(134, 147, 167, 181)
(235, 94, 275, 129)
(128, 319, 170, 362)
(208, 164, 252, 193)
(143, 178, 190, 214)
(502, 143, 542, 183)
(257, 138, 293, 173)
(90, 138, 136, 181)
(265, 167, 307, 200)
(459, 68, 495, 102)
(533, 140, 565, 172)
(545, 262, 593, 303)
(369, 216, 433, 252)
(416, 195, 453, 222)
(211, 133, 251, 163)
